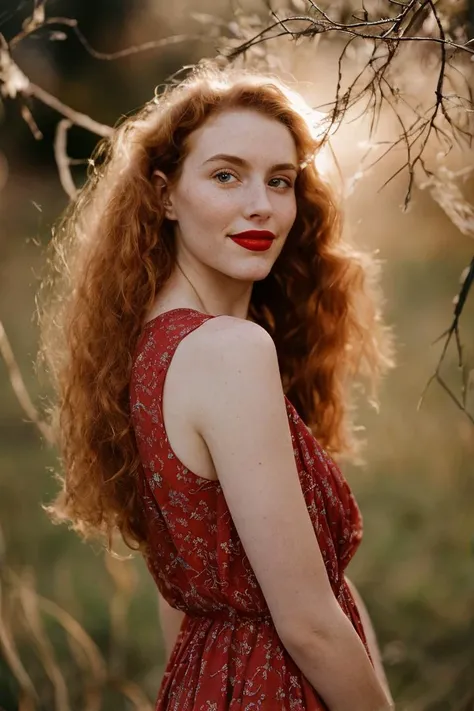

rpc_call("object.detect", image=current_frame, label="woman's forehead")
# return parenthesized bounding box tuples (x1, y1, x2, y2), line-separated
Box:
(186, 109, 298, 164)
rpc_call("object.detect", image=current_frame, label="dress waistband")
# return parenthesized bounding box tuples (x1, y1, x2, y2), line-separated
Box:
(186, 608, 272, 623)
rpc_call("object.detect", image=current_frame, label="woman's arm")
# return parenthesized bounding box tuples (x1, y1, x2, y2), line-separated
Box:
(189, 318, 392, 711)
(345, 577, 393, 705)
(157, 592, 186, 665)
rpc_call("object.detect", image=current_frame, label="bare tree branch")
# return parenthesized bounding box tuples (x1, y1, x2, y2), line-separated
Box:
(222, 2, 473, 206)
(19, 102, 43, 139)
(25, 81, 113, 138)
(10, 16, 205, 59)
(54, 119, 78, 200)
(417, 257, 474, 423)
(225, 14, 474, 58)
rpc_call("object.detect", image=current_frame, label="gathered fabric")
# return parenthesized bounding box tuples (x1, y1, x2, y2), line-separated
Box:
(129, 308, 369, 710)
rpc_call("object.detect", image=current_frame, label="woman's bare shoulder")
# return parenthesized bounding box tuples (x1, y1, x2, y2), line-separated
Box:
(169, 313, 277, 436)
(180, 314, 275, 364)
(199, 313, 271, 338)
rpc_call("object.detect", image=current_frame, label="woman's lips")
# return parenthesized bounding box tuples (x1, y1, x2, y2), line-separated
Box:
(229, 230, 276, 252)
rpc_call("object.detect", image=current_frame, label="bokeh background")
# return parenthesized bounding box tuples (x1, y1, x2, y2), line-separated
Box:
(1, 1, 473, 709)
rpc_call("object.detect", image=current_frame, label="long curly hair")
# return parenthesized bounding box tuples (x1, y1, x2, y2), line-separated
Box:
(37, 62, 394, 550)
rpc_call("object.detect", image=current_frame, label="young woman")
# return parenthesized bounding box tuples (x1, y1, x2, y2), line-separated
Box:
(38, 63, 395, 710)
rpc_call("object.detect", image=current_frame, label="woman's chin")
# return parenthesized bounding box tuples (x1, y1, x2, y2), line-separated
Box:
(227, 260, 275, 282)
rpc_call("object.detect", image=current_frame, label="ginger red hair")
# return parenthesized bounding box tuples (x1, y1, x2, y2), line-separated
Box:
(37, 63, 394, 549)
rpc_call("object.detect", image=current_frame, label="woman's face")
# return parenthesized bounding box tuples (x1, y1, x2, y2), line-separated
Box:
(160, 108, 299, 284)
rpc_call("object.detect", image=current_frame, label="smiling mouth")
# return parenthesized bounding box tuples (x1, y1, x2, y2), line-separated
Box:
(229, 233, 275, 252)
(229, 230, 276, 240)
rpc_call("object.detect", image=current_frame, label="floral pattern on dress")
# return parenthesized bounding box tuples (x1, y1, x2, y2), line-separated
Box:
(129, 308, 369, 710)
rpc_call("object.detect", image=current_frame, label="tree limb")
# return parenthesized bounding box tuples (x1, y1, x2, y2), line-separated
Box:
(417, 257, 474, 422)
(54, 119, 78, 200)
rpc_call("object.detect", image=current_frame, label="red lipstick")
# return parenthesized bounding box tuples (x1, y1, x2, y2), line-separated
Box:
(229, 230, 276, 252)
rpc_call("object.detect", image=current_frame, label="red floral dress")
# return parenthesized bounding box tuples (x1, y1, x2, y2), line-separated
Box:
(129, 308, 369, 710)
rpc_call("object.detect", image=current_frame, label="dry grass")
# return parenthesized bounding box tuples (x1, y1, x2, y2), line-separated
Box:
(0, 558, 153, 711)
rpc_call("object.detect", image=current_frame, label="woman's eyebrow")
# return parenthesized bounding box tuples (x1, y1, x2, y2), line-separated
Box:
(202, 153, 298, 173)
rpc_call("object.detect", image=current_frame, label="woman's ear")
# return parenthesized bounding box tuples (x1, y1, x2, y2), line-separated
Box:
(152, 169, 177, 220)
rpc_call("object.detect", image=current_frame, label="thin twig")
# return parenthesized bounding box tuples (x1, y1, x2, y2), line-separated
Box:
(10, 16, 204, 58)
(54, 119, 77, 200)
(417, 257, 474, 421)
(225, 16, 474, 59)
(20, 103, 42, 139)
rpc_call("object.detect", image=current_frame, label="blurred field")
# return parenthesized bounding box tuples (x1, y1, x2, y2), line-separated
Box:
(1, 1, 474, 708)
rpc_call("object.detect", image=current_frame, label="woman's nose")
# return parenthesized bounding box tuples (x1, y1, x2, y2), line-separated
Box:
(243, 181, 273, 218)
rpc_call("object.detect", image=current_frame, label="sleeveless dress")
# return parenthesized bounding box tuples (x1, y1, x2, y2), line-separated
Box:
(129, 308, 370, 711)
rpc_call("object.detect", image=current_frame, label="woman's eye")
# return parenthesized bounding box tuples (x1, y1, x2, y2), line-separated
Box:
(214, 171, 236, 184)
(269, 177, 293, 189)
